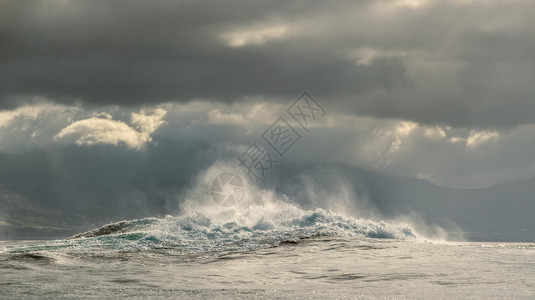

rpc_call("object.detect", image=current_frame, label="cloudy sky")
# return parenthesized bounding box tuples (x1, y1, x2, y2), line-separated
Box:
(1, 0, 535, 234)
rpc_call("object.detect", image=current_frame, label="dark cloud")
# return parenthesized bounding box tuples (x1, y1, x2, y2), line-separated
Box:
(3, 0, 534, 127)
(0, 0, 402, 106)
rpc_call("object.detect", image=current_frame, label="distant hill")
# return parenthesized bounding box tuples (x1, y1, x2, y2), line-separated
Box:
(274, 163, 535, 242)
(0, 185, 85, 239)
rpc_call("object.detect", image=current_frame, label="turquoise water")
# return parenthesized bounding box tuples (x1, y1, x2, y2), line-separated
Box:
(2, 203, 418, 257)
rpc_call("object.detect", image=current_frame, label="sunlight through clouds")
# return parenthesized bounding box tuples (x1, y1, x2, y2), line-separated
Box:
(223, 25, 288, 47)
(466, 130, 500, 148)
(54, 108, 166, 150)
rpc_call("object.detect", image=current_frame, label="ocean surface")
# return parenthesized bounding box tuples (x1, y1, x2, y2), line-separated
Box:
(1, 201, 534, 299)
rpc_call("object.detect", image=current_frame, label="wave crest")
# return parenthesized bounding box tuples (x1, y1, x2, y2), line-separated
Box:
(62, 202, 417, 253)
(5, 201, 422, 256)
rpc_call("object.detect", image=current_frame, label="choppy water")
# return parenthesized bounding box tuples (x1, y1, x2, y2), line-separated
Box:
(1, 201, 535, 299)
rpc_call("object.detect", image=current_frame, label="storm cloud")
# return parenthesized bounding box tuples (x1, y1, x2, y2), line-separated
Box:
(2, 0, 535, 127)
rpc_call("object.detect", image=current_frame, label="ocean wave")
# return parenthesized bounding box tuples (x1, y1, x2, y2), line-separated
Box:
(4, 201, 419, 256)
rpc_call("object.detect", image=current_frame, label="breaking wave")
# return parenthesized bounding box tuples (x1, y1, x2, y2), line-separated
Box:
(3, 201, 420, 256)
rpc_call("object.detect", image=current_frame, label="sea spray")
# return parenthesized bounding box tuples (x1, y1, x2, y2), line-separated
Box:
(5, 201, 419, 256)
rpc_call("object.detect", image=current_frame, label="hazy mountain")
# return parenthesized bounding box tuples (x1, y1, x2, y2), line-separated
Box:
(274, 164, 535, 242)
(0, 185, 85, 239)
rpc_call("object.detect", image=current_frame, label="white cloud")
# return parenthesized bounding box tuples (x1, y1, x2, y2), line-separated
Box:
(206, 109, 247, 125)
(392, 0, 428, 8)
(351, 47, 413, 65)
(160, 102, 534, 188)
(131, 108, 167, 134)
(54, 117, 151, 149)
(466, 130, 500, 148)
(0, 102, 80, 152)
(448, 136, 465, 144)
(0, 102, 75, 128)
(3, 101, 535, 189)
(424, 126, 446, 139)
(54, 108, 166, 150)
(0, 103, 167, 152)
(223, 25, 288, 47)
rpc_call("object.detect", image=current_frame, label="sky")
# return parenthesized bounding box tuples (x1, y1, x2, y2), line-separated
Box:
(1, 0, 535, 237)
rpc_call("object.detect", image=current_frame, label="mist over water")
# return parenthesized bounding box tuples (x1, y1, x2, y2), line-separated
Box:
(1, 161, 453, 258)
